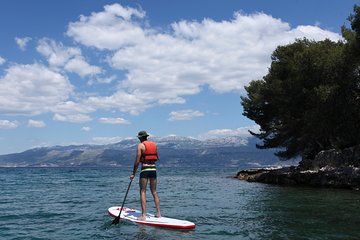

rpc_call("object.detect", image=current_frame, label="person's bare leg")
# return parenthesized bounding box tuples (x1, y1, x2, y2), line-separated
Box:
(139, 178, 148, 220)
(150, 178, 161, 217)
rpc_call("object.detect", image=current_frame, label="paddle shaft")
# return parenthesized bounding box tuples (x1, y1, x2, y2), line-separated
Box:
(112, 179, 133, 225)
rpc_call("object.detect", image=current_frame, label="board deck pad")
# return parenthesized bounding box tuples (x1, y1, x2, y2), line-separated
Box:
(108, 207, 196, 229)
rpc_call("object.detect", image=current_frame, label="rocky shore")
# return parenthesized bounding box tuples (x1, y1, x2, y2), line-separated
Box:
(236, 145, 360, 190)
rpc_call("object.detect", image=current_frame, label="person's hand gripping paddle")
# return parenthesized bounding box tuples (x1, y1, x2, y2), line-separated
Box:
(112, 179, 133, 225)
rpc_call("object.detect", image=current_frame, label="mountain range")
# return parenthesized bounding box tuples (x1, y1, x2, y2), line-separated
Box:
(0, 136, 284, 168)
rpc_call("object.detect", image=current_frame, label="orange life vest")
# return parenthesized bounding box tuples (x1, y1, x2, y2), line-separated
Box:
(141, 141, 158, 163)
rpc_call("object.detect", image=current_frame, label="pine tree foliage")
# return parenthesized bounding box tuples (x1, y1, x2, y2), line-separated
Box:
(241, 5, 360, 160)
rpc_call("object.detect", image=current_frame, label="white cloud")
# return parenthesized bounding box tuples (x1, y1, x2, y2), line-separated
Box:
(81, 126, 91, 131)
(30, 142, 51, 149)
(64, 56, 102, 77)
(98, 117, 131, 124)
(91, 136, 122, 145)
(169, 109, 204, 121)
(53, 113, 92, 123)
(0, 4, 344, 122)
(27, 119, 46, 128)
(15, 37, 32, 51)
(199, 125, 260, 139)
(88, 75, 116, 85)
(0, 56, 5, 65)
(0, 120, 19, 129)
(86, 90, 153, 115)
(53, 101, 95, 115)
(0, 63, 73, 115)
(66, 3, 146, 50)
(37, 38, 81, 67)
(50, 101, 95, 124)
(66, 4, 342, 115)
(37, 38, 101, 77)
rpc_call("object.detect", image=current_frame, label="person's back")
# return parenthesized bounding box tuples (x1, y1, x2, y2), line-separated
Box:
(130, 131, 161, 220)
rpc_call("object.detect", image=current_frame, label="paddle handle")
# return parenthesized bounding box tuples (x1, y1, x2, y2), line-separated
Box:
(112, 179, 133, 224)
(118, 179, 133, 218)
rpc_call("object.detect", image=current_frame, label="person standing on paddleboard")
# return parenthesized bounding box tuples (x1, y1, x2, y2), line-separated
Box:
(130, 131, 161, 220)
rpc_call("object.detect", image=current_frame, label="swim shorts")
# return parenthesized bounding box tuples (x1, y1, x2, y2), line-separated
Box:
(140, 166, 157, 179)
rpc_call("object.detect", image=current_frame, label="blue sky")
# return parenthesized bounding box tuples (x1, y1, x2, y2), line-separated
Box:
(0, 0, 357, 154)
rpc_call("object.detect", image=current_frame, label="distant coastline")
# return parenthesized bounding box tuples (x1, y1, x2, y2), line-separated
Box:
(0, 136, 279, 168)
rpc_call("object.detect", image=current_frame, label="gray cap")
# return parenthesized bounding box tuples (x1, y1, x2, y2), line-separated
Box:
(137, 130, 149, 138)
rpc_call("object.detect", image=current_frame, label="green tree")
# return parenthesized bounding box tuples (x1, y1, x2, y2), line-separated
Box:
(241, 6, 360, 160)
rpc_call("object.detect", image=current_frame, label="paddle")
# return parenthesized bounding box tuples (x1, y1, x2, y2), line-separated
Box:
(112, 179, 133, 225)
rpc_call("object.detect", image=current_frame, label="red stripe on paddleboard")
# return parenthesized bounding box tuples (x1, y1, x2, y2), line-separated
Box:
(107, 209, 196, 229)
(135, 220, 196, 229)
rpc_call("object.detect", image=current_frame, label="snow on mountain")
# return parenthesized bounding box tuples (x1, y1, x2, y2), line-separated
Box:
(0, 136, 279, 167)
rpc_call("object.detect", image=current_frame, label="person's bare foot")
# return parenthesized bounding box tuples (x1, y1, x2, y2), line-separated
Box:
(155, 213, 161, 218)
(137, 215, 146, 221)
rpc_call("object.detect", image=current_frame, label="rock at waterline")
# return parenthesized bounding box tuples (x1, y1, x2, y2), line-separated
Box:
(236, 145, 360, 189)
(236, 166, 360, 189)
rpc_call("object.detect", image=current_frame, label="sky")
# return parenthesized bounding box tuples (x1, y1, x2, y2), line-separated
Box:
(0, 0, 358, 154)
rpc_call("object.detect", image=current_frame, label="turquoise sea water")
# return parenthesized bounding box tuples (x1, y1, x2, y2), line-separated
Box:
(1, 167, 360, 240)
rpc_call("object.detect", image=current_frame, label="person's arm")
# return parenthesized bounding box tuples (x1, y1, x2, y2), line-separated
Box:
(130, 143, 143, 180)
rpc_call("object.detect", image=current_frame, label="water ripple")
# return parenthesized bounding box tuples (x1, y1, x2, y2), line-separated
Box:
(1, 167, 360, 239)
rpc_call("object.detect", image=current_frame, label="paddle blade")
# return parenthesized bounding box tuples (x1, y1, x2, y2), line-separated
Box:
(112, 216, 120, 225)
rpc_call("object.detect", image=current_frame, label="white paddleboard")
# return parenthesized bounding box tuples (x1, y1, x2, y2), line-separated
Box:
(108, 207, 196, 229)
